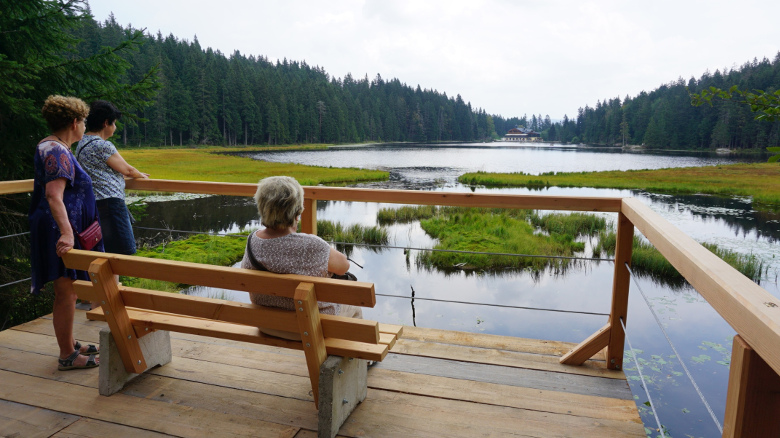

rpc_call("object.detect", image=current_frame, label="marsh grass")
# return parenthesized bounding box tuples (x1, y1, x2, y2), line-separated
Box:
(409, 209, 605, 272)
(122, 233, 248, 291)
(459, 163, 780, 211)
(317, 220, 389, 256)
(120, 147, 388, 185)
(120, 220, 390, 290)
(593, 231, 764, 285)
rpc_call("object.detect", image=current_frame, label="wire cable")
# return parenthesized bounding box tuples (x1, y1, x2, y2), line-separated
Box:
(374, 292, 609, 316)
(0, 277, 31, 289)
(132, 225, 615, 262)
(0, 231, 30, 240)
(620, 316, 666, 438)
(625, 263, 723, 434)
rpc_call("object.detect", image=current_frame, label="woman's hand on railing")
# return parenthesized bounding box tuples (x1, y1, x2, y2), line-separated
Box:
(56, 233, 74, 257)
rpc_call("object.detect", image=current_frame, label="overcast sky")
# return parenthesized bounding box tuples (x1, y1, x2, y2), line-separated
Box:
(87, 0, 780, 120)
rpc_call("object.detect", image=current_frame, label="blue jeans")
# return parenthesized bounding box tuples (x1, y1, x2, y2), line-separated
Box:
(96, 197, 136, 255)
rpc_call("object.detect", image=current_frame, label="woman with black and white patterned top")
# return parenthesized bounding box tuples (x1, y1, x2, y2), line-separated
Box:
(75, 100, 148, 257)
(242, 176, 362, 340)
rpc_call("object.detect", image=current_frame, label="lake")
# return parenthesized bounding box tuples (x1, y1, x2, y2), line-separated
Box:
(130, 142, 779, 438)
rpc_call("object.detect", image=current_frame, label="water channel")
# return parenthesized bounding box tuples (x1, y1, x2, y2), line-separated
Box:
(131, 143, 779, 438)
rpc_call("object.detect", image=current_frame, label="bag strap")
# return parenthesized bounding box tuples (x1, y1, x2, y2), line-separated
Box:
(245, 233, 269, 271)
(76, 138, 99, 162)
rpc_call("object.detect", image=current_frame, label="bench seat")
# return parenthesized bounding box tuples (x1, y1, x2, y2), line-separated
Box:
(63, 249, 402, 438)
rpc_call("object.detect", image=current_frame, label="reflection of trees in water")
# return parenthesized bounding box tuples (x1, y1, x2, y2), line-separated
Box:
(641, 191, 780, 243)
(133, 196, 258, 246)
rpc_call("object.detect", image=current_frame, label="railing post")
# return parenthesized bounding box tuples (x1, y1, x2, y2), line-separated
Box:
(301, 197, 317, 235)
(607, 212, 633, 370)
(722, 335, 780, 437)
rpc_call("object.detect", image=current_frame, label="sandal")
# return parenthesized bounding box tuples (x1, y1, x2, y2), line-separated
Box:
(74, 341, 99, 356)
(58, 350, 98, 371)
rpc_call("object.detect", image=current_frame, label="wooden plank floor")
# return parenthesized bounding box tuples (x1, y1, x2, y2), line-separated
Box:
(0, 310, 644, 437)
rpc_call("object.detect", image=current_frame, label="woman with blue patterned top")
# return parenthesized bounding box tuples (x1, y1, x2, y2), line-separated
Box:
(75, 100, 148, 257)
(29, 95, 103, 370)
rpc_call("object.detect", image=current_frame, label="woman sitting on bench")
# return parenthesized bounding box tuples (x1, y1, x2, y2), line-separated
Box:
(242, 176, 362, 340)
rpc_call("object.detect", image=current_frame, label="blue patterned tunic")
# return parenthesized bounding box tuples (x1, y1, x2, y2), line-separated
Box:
(28, 140, 104, 294)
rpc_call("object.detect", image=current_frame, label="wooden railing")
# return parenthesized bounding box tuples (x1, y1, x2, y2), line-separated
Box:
(3, 177, 779, 437)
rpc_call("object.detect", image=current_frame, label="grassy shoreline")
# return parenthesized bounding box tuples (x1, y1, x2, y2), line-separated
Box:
(120, 145, 388, 186)
(459, 163, 780, 211)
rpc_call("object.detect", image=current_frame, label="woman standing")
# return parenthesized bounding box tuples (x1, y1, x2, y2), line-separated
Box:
(29, 95, 102, 370)
(75, 100, 148, 257)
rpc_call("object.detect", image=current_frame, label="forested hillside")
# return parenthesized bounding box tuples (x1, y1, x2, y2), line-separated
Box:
(79, 14, 498, 147)
(544, 55, 780, 150)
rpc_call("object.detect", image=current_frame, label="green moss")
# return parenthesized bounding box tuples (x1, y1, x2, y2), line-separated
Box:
(412, 209, 603, 272)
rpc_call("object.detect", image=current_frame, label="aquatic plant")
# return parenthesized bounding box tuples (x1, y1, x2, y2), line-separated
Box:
(594, 231, 765, 284)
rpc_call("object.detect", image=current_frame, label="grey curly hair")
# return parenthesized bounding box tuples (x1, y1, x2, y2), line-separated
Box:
(254, 176, 304, 229)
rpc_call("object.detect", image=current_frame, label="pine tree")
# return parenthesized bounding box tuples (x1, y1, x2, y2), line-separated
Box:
(0, 0, 158, 179)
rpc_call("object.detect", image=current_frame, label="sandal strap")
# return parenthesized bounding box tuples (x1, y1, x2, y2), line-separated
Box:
(58, 350, 80, 366)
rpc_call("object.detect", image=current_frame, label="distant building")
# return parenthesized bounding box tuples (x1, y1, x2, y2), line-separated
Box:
(504, 127, 541, 141)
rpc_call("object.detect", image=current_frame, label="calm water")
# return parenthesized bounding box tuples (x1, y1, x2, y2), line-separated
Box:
(131, 143, 779, 438)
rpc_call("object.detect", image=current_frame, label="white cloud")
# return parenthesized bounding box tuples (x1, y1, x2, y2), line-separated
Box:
(87, 0, 780, 119)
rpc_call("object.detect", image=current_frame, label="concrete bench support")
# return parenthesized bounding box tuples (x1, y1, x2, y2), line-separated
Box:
(318, 355, 368, 438)
(99, 328, 172, 396)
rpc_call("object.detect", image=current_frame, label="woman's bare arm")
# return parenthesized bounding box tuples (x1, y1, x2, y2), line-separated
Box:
(327, 247, 350, 275)
(106, 152, 149, 178)
(45, 178, 74, 257)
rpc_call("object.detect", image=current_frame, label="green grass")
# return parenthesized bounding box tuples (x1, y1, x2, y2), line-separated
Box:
(316, 220, 389, 256)
(409, 208, 605, 272)
(124, 233, 248, 291)
(593, 231, 765, 286)
(121, 220, 390, 290)
(120, 146, 388, 186)
(459, 163, 780, 211)
(316, 220, 388, 245)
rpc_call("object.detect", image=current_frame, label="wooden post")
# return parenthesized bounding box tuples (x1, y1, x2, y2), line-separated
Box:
(88, 258, 147, 374)
(722, 335, 780, 437)
(301, 197, 317, 235)
(606, 212, 633, 370)
(295, 282, 327, 406)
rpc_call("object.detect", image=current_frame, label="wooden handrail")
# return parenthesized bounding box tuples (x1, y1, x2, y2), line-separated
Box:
(0, 179, 33, 195)
(621, 197, 780, 377)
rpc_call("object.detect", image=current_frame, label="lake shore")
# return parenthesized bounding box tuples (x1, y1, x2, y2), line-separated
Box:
(120, 146, 389, 185)
(459, 163, 780, 211)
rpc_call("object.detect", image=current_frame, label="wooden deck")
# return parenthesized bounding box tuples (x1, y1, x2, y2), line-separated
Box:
(0, 310, 644, 437)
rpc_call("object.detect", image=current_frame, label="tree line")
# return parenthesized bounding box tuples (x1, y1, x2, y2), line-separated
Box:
(541, 54, 780, 150)
(78, 14, 500, 148)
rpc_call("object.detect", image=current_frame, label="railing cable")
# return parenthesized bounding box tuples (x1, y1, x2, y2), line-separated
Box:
(625, 263, 724, 434)
(0, 277, 31, 289)
(132, 225, 616, 262)
(374, 292, 609, 316)
(620, 316, 666, 438)
(0, 231, 30, 240)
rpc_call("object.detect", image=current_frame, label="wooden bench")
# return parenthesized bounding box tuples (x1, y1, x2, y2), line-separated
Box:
(62, 249, 402, 438)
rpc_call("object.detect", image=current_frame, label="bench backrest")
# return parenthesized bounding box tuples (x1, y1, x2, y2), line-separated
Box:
(62, 249, 402, 405)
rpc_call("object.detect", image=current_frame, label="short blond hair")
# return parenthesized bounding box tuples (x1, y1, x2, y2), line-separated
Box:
(254, 176, 304, 229)
(41, 95, 89, 131)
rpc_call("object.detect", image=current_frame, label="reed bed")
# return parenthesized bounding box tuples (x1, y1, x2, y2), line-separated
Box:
(593, 231, 764, 284)
(387, 207, 607, 272)
(459, 163, 780, 211)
